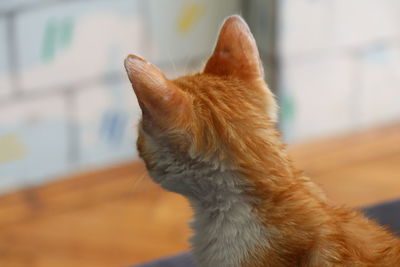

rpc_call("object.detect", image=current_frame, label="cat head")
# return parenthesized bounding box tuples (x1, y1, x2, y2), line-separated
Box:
(125, 16, 278, 183)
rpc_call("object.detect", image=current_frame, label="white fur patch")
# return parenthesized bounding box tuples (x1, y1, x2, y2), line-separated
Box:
(143, 133, 270, 267)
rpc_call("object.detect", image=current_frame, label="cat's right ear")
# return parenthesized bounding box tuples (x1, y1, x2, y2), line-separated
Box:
(124, 55, 191, 127)
(204, 15, 264, 81)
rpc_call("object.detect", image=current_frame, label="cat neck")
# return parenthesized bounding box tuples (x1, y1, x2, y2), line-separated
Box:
(147, 144, 271, 267)
(146, 133, 308, 266)
(187, 171, 269, 267)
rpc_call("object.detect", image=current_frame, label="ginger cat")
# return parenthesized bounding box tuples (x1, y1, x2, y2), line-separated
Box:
(124, 16, 400, 267)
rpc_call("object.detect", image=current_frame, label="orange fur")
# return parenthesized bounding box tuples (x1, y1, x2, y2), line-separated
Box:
(125, 16, 400, 266)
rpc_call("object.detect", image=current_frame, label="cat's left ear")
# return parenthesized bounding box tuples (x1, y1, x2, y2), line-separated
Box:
(124, 54, 191, 129)
(204, 15, 264, 81)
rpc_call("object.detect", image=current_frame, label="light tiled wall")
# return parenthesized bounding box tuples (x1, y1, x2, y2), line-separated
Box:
(1, 0, 399, 193)
(278, 0, 400, 142)
(0, 17, 11, 98)
(0, 0, 241, 193)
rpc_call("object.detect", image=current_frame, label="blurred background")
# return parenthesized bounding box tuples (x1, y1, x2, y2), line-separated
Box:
(0, 0, 399, 266)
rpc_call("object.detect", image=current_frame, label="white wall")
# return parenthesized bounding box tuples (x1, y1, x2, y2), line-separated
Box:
(278, 0, 400, 142)
(0, 0, 241, 194)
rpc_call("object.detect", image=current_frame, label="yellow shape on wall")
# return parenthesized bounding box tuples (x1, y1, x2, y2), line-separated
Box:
(177, 3, 205, 35)
(0, 134, 27, 164)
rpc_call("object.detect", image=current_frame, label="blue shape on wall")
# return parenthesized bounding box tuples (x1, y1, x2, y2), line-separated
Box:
(100, 109, 128, 146)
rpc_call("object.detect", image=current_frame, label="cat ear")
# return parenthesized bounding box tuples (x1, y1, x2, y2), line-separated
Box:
(124, 55, 190, 124)
(204, 15, 264, 81)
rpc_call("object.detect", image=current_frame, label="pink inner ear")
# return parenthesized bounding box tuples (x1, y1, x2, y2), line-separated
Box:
(204, 15, 264, 81)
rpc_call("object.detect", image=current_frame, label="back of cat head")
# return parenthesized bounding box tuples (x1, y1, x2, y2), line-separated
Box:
(125, 15, 278, 169)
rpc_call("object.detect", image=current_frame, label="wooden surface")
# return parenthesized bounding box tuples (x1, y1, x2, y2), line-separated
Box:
(1, 124, 400, 267)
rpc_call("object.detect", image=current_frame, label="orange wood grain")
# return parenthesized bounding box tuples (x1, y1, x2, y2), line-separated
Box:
(0, 124, 399, 266)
